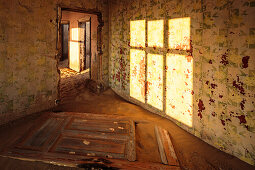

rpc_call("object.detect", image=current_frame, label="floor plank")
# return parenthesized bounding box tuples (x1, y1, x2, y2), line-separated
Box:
(0, 112, 136, 166)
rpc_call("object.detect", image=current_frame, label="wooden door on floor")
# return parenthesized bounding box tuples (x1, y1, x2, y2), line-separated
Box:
(0, 112, 136, 163)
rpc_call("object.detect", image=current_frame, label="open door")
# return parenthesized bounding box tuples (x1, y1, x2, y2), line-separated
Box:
(58, 8, 103, 81)
(79, 19, 91, 74)
(61, 23, 69, 62)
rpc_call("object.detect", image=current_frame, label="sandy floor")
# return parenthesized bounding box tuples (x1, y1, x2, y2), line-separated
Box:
(55, 88, 254, 170)
(58, 59, 90, 102)
(0, 87, 254, 169)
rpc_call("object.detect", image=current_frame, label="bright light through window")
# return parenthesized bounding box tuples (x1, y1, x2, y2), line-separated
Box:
(147, 53, 163, 110)
(148, 20, 164, 48)
(168, 17, 190, 50)
(129, 18, 193, 127)
(130, 20, 145, 47)
(166, 54, 193, 127)
(130, 49, 146, 103)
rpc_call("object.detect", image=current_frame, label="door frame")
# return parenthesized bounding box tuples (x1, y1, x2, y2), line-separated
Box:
(56, 5, 104, 69)
(56, 6, 104, 100)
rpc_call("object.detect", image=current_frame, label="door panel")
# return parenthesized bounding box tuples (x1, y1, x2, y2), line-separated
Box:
(79, 22, 86, 71)
(85, 21, 91, 70)
(61, 24, 69, 61)
(79, 21, 91, 72)
(1, 112, 136, 162)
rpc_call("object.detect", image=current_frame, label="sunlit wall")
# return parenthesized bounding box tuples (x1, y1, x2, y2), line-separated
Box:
(110, 0, 255, 165)
(168, 17, 190, 50)
(147, 53, 163, 110)
(166, 54, 193, 127)
(130, 20, 145, 47)
(166, 18, 192, 127)
(130, 49, 145, 103)
(69, 28, 80, 72)
(148, 20, 164, 48)
(130, 18, 192, 127)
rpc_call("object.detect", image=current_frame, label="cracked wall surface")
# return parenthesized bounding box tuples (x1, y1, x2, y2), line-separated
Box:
(0, 0, 109, 125)
(109, 0, 255, 165)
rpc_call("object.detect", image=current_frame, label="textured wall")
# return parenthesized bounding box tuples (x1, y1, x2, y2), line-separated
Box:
(109, 0, 255, 165)
(0, 0, 109, 125)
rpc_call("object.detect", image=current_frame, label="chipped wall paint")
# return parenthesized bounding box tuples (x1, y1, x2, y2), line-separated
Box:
(109, 0, 255, 165)
(0, 0, 109, 125)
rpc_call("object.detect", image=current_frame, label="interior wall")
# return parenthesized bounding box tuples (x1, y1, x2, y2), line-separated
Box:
(109, 0, 255, 165)
(61, 11, 98, 76)
(0, 0, 109, 125)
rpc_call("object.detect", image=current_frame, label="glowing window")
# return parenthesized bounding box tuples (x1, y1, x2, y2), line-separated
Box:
(148, 20, 164, 48)
(166, 54, 193, 127)
(129, 18, 192, 127)
(168, 17, 190, 50)
(147, 54, 163, 110)
(130, 20, 145, 47)
(130, 49, 146, 103)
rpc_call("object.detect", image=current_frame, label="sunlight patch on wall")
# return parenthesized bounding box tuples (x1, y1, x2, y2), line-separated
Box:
(130, 49, 146, 103)
(166, 54, 193, 127)
(130, 20, 145, 47)
(147, 53, 163, 110)
(129, 18, 192, 127)
(69, 28, 80, 72)
(71, 28, 79, 41)
(168, 17, 190, 50)
(148, 20, 164, 48)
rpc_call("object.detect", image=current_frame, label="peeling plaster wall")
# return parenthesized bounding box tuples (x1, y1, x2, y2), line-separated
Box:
(0, 0, 109, 125)
(109, 0, 255, 165)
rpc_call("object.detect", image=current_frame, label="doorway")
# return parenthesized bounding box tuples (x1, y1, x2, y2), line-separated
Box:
(58, 9, 99, 102)
(61, 23, 69, 61)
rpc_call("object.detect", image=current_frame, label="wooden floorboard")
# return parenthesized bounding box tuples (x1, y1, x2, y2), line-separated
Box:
(155, 126, 180, 168)
(0, 112, 183, 169)
(1, 112, 140, 168)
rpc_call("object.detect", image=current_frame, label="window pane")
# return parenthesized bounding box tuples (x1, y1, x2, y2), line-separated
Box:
(148, 20, 164, 48)
(130, 49, 146, 103)
(147, 53, 163, 110)
(130, 20, 146, 47)
(166, 53, 193, 127)
(168, 17, 190, 50)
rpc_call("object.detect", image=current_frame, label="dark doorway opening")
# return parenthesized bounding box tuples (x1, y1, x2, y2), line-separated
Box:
(61, 23, 69, 62)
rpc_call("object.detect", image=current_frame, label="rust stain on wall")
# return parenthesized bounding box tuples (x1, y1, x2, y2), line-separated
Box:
(242, 56, 250, 68)
(198, 99, 205, 119)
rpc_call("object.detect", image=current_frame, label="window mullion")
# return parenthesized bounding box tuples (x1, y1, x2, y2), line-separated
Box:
(145, 19, 148, 104)
(163, 19, 167, 114)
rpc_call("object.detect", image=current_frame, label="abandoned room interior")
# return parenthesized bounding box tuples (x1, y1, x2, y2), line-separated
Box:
(0, 0, 254, 169)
